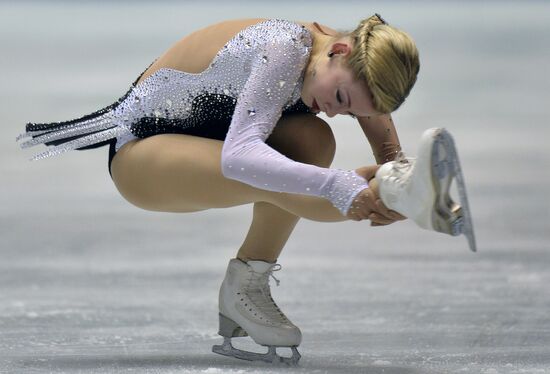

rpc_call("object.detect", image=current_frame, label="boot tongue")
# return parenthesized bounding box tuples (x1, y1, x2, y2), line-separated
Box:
(247, 260, 274, 274)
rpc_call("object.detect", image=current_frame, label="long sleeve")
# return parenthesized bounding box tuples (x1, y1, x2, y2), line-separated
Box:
(221, 36, 368, 216)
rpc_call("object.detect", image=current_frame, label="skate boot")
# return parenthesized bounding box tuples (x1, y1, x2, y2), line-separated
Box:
(212, 258, 301, 365)
(375, 127, 477, 252)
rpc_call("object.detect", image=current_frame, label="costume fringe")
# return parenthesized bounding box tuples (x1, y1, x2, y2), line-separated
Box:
(18, 113, 115, 149)
(17, 60, 161, 161)
(28, 126, 122, 161)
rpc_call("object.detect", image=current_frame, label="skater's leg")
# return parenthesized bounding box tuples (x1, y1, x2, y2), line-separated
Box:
(110, 114, 346, 222)
(236, 114, 336, 262)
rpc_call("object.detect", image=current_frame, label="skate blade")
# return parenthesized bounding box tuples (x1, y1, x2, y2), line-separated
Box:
(212, 337, 301, 365)
(431, 128, 477, 252)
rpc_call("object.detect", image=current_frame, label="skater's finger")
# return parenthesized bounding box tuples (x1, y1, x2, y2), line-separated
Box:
(374, 200, 406, 221)
(362, 165, 380, 181)
(346, 206, 365, 221)
(353, 206, 370, 221)
(352, 212, 365, 221)
(354, 165, 380, 181)
(389, 210, 407, 221)
(366, 199, 397, 222)
(368, 212, 393, 225)
(372, 199, 395, 220)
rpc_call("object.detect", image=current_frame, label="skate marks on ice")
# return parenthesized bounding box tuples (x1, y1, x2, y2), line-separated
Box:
(9, 352, 428, 374)
(210, 335, 427, 373)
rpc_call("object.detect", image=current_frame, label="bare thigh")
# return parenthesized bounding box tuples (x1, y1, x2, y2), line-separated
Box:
(110, 113, 335, 213)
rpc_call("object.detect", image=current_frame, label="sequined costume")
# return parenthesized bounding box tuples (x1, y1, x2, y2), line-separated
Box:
(17, 19, 369, 215)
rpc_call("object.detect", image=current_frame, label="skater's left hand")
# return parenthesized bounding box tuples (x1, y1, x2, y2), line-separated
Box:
(353, 165, 406, 226)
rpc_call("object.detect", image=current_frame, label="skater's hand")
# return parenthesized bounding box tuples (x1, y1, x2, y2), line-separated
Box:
(348, 166, 406, 225)
(346, 188, 402, 225)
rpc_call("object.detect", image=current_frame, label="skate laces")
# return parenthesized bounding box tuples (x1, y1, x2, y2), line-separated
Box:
(395, 151, 407, 163)
(391, 151, 415, 181)
(245, 264, 288, 324)
(269, 264, 281, 286)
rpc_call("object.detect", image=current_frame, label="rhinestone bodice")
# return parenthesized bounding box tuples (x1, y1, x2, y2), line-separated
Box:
(113, 19, 310, 151)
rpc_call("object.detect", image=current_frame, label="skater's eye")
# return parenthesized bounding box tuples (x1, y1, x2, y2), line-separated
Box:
(338, 89, 356, 118)
(336, 90, 342, 104)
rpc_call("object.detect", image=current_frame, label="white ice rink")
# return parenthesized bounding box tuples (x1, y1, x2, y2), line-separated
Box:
(1, 1, 549, 373)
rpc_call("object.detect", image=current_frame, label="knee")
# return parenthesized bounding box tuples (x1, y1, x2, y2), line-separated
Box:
(298, 115, 336, 167)
(269, 114, 336, 168)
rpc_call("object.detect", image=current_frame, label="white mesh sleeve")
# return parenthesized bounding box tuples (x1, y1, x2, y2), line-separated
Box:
(221, 39, 369, 216)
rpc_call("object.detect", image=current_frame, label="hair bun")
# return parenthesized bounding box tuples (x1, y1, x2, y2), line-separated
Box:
(361, 13, 387, 36)
(347, 13, 420, 113)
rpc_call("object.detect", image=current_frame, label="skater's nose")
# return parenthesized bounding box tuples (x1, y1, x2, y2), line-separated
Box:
(324, 102, 337, 118)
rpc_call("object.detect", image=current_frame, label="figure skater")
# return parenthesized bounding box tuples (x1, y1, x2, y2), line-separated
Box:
(16, 15, 475, 364)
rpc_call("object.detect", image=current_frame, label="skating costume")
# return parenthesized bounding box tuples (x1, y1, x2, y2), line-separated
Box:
(17, 19, 369, 216)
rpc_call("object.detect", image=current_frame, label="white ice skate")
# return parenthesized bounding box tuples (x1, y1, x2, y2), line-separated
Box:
(376, 127, 477, 252)
(212, 258, 301, 365)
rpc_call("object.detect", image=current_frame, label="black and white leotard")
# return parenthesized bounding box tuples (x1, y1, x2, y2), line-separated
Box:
(17, 19, 369, 215)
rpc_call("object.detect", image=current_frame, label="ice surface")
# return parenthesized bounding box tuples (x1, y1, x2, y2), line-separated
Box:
(1, 1, 549, 373)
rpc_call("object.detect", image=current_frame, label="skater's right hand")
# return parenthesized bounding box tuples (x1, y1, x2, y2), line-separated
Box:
(346, 188, 389, 223)
(347, 166, 406, 225)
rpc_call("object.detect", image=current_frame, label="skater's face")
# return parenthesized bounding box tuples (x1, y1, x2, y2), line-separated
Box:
(302, 37, 381, 119)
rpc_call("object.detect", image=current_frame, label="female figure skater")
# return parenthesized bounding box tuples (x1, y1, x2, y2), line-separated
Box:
(17, 15, 475, 364)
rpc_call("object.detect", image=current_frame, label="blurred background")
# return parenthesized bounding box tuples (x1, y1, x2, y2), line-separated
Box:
(1, 1, 549, 373)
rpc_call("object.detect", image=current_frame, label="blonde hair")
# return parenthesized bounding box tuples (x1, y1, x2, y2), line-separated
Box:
(342, 14, 420, 114)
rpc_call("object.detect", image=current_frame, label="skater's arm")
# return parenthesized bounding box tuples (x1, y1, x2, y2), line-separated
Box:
(221, 37, 369, 216)
(358, 114, 402, 164)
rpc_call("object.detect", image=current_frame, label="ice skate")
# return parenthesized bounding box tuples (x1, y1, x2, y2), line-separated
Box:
(376, 127, 477, 252)
(212, 258, 301, 365)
